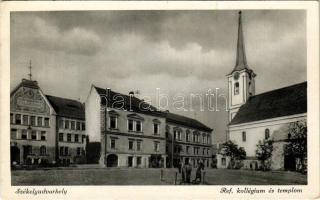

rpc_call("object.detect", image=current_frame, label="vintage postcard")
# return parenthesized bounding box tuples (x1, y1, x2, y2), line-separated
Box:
(0, 1, 319, 199)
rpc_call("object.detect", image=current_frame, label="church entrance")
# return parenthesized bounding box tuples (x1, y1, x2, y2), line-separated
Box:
(106, 154, 118, 167)
(284, 155, 296, 171)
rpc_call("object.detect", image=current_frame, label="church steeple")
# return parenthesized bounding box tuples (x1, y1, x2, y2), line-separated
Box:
(227, 11, 256, 122)
(235, 11, 247, 70)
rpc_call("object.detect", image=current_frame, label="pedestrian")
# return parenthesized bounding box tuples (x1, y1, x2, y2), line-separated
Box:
(185, 161, 192, 184)
(181, 162, 186, 184)
(194, 161, 204, 184)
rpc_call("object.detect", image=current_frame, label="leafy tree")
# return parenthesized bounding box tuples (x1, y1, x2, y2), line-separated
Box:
(284, 120, 307, 173)
(220, 140, 246, 169)
(256, 139, 274, 171)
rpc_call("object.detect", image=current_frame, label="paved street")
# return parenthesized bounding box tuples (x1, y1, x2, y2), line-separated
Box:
(11, 168, 307, 185)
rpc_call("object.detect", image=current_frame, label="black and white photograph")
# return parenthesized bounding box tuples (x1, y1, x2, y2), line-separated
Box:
(0, 1, 319, 199)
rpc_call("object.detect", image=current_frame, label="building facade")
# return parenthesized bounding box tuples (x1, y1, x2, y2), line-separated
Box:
(225, 11, 307, 170)
(165, 113, 213, 168)
(86, 85, 214, 168)
(86, 85, 167, 168)
(10, 79, 86, 166)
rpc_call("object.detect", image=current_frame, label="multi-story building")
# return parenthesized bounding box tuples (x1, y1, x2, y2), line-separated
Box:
(165, 112, 213, 168)
(86, 85, 167, 168)
(10, 78, 86, 166)
(86, 85, 214, 168)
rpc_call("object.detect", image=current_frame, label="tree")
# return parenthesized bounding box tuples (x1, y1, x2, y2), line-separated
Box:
(220, 140, 246, 169)
(284, 120, 307, 173)
(256, 139, 274, 171)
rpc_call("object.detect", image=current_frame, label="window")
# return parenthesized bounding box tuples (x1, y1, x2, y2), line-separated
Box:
(193, 133, 196, 142)
(178, 131, 181, 141)
(64, 147, 69, 156)
(111, 139, 116, 149)
(242, 131, 246, 142)
(193, 147, 196, 155)
(77, 147, 81, 156)
(71, 121, 75, 130)
(110, 116, 117, 129)
(59, 120, 64, 129)
(23, 115, 29, 125)
(44, 118, 49, 127)
(136, 141, 141, 151)
(186, 131, 190, 142)
(136, 121, 142, 132)
(60, 147, 64, 156)
(15, 114, 21, 124)
(41, 131, 46, 141)
(10, 113, 13, 124)
(82, 122, 85, 130)
(202, 148, 205, 155)
(65, 120, 69, 129)
(137, 157, 142, 166)
(30, 116, 36, 126)
(128, 120, 134, 131)
(207, 149, 209, 155)
(11, 128, 17, 139)
(82, 135, 86, 143)
(21, 130, 27, 139)
(174, 131, 177, 140)
(40, 146, 46, 155)
(265, 129, 270, 139)
(234, 82, 239, 95)
(76, 122, 81, 130)
(153, 123, 159, 135)
(59, 133, 64, 141)
(154, 141, 159, 152)
(67, 134, 71, 142)
(129, 140, 134, 150)
(203, 135, 206, 144)
(288, 133, 292, 139)
(37, 117, 43, 126)
(74, 134, 79, 142)
(207, 135, 210, 144)
(186, 146, 190, 154)
(31, 130, 37, 140)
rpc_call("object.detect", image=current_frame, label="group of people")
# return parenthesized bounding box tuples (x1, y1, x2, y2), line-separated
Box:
(179, 161, 205, 184)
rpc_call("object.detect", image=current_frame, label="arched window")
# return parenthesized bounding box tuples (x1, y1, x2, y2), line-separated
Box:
(234, 82, 239, 95)
(242, 131, 246, 142)
(40, 146, 46, 155)
(265, 129, 270, 139)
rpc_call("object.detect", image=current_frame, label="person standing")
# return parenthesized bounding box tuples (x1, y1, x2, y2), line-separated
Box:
(185, 161, 192, 184)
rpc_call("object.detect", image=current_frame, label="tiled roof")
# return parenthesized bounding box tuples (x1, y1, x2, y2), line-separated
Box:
(10, 79, 39, 96)
(46, 95, 85, 120)
(229, 82, 307, 125)
(165, 112, 213, 132)
(94, 86, 213, 132)
(93, 86, 165, 117)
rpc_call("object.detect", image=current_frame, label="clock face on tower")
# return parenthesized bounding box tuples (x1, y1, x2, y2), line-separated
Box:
(233, 72, 240, 80)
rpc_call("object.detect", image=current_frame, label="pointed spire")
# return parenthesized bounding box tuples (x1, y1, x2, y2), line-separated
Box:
(28, 60, 32, 80)
(233, 11, 249, 72)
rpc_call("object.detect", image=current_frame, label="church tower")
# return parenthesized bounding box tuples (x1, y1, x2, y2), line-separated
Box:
(227, 11, 256, 122)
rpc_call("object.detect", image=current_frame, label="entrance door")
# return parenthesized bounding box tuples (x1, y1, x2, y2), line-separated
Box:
(23, 145, 32, 164)
(284, 155, 296, 171)
(10, 146, 20, 165)
(106, 154, 118, 167)
(128, 156, 133, 167)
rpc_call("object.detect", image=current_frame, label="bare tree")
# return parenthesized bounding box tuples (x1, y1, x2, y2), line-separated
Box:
(256, 139, 273, 171)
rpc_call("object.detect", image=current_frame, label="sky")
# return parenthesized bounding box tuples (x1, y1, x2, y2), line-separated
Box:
(10, 10, 306, 144)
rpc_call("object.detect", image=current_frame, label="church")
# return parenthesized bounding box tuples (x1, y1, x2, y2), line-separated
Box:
(222, 11, 307, 170)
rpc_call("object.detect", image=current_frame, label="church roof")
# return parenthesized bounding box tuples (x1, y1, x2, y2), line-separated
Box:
(46, 95, 85, 120)
(94, 86, 212, 132)
(229, 82, 307, 125)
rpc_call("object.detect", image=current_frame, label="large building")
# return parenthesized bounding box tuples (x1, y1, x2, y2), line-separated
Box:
(85, 85, 213, 168)
(10, 78, 86, 166)
(224, 11, 307, 170)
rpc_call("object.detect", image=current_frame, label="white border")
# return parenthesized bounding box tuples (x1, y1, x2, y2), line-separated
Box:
(0, 1, 319, 200)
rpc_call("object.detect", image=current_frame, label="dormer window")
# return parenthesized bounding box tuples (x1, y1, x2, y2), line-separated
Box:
(234, 82, 239, 95)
